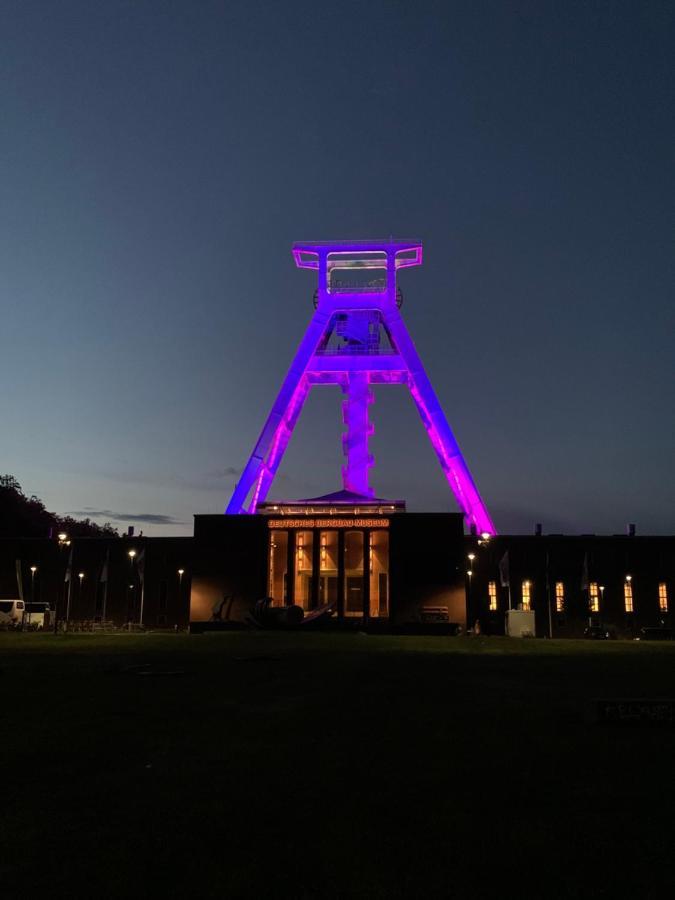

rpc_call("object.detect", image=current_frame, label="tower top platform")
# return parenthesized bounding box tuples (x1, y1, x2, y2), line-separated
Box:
(292, 239, 422, 270)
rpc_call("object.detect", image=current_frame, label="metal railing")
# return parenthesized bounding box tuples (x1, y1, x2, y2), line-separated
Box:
(313, 288, 403, 308)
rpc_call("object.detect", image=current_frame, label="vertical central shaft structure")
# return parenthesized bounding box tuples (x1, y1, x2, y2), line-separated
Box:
(341, 374, 374, 496)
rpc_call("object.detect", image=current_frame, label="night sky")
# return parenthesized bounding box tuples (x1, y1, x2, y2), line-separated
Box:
(1, 1, 673, 536)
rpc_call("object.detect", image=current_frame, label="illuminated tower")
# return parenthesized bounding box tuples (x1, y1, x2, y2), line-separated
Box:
(227, 240, 496, 534)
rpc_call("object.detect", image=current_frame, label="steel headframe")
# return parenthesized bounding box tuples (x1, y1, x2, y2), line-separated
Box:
(226, 239, 496, 535)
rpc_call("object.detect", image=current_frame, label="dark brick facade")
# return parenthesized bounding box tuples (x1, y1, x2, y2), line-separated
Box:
(2, 518, 672, 637)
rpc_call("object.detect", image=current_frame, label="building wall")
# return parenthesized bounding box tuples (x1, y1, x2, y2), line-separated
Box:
(390, 514, 466, 627)
(464, 534, 675, 638)
(2, 525, 673, 636)
(190, 515, 268, 622)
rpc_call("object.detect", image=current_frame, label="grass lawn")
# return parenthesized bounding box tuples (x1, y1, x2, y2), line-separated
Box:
(1, 632, 675, 898)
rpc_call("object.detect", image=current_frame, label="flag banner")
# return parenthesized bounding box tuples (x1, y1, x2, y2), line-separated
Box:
(581, 552, 589, 590)
(499, 551, 510, 588)
(100, 550, 109, 584)
(136, 548, 145, 585)
(64, 547, 73, 583)
(15, 560, 24, 601)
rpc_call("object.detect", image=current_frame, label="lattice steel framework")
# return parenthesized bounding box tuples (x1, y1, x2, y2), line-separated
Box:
(227, 239, 496, 534)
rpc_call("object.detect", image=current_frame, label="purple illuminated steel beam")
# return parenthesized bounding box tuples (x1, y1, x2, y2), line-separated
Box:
(247, 375, 310, 513)
(226, 304, 331, 514)
(382, 301, 496, 535)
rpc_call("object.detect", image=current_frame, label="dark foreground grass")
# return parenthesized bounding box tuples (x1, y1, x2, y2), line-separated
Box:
(2, 633, 675, 899)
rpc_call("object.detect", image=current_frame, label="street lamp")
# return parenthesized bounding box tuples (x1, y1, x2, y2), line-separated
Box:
(78, 572, 85, 619)
(599, 584, 605, 606)
(55, 533, 69, 634)
(466, 567, 474, 620)
(28, 566, 37, 628)
(625, 574, 632, 582)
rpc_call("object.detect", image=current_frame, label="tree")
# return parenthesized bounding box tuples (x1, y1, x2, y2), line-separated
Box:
(0, 476, 119, 538)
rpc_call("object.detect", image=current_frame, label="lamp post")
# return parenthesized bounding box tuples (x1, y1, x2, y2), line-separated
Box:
(77, 572, 85, 623)
(127, 550, 137, 626)
(55, 533, 69, 634)
(599, 584, 605, 608)
(28, 566, 37, 628)
(466, 554, 477, 631)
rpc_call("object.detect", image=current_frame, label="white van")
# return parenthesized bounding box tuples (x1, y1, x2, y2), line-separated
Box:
(0, 599, 25, 627)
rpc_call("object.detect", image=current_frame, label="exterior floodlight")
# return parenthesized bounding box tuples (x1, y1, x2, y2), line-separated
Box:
(626, 574, 632, 582)
(227, 239, 496, 534)
(128, 550, 137, 559)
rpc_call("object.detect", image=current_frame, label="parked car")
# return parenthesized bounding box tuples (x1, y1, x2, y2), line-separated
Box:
(638, 626, 672, 641)
(584, 624, 614, 640)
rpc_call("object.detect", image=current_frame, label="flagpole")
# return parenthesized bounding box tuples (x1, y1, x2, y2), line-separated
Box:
(137, 547, 145, 628)
(546, 551, 553, 639)
(499, 550, 512, 611)
(100, 549, 109, 625)
(64, 544, 74, 631)
(102, 580, 108, 624)
(66, 578, 73, 628)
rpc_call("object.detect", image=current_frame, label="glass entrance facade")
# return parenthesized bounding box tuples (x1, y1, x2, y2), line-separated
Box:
(267, 523, 389, 619)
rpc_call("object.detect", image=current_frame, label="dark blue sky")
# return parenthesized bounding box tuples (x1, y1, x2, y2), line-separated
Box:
(1, 0, 673, 535)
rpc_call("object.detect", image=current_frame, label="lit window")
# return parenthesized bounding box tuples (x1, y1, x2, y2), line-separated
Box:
(589, 582, 600, 613)
(522, 581, 531, 611)
(555, 582, 564, 613)
(369, 531, 389, 618)
(624, 582, 633, 613)
(488, 581, 497, 611)
(344, 531, 364, 617)
(658, 583, 668, 613)
(268, 530, 289, 605)
(294, 530, 314, 611)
